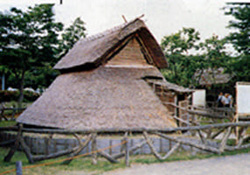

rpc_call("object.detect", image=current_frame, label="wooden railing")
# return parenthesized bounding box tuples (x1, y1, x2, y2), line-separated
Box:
(0, 107, 26, 121)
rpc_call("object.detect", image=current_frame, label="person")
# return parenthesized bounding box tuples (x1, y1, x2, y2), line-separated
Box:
(222, 93, 232, 108)
(228, 94, 233, 108)
(217, 92, 224, 107)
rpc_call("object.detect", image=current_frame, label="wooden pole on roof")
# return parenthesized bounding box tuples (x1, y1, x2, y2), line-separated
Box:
(122, 15, 127, 23)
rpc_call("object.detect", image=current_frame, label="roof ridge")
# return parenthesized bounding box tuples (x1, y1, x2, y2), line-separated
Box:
(80, 17, 142, 43)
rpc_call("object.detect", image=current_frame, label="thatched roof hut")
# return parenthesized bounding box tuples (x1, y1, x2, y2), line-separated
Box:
(17, 17, 177, 131)
(194, 68, 233, 86)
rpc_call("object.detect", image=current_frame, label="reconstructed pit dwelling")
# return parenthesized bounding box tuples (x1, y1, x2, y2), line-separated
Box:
(17, 17, 178, 131)
(5, 18, 249, 165)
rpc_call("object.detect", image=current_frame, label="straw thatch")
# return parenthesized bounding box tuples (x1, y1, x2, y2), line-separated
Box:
(17, 66, 176, 130)
(17, 17, 177, 131)
(146, 79, 193, 94)
(54, 18, 167, 70)
(194, 68, 233, 86)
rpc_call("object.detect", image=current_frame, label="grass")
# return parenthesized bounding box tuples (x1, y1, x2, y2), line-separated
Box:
(3, 101, 32, 109)
(0, 148, 126, 175)
(0, 146, 249, 175)
(1, 101, 32, 117)
(0, 121, 17, 127)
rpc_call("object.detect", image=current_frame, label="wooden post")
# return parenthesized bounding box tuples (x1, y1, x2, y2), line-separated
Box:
(62, 134, 93, 165)
(109, 140, 112, 155)
(91, 133, 97, 165)
(4, 124, 23, 162)
(160, 137, 163, 153)
(16, 161, 22, 175)
(124, 132, 130, 167)
(220, 127, 232, 152)
(20, 137, 34, 163)
(112, 140, 147, 160)
(45, 137, 49, 155)
(11, 108, 16, 121)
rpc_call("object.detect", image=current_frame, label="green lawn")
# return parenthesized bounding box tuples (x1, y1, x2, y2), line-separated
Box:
(0, 146, 249, 175)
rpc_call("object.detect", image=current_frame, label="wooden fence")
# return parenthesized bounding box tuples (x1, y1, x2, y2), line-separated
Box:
(0, 132, 200, 156)
(0, 107, 26, 121)
(0, 121, 250, 166)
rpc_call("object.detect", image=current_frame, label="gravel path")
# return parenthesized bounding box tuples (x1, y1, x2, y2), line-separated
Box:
(104, 153, 250, 175)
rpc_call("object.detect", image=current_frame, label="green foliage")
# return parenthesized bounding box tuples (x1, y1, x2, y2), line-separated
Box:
(161, 27, 233, 88)
(0, 120, 17, 127)
(0, 4, 86, 105)
(161, 27, 200, 55)
(0, 4, 63, 106)
(0, 90, 19, 102)
(224, 3, 250, 81)
(160, 28, 202, 87)
(224, 3, 250, 55)
(58, 17, 86, 58)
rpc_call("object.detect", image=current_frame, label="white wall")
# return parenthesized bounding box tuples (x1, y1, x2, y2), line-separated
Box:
(236, 82, 250, 116)
(192, 89, 206, 107)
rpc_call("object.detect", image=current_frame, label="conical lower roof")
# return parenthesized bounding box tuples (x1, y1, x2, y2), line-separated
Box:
(17, 66, 176, 130)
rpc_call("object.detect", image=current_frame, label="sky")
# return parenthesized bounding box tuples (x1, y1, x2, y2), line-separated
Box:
(0, 0, 247, 43)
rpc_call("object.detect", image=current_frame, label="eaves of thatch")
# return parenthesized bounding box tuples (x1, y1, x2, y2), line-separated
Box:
(17, 67, 176, 130)
(147, 79, 193, 94)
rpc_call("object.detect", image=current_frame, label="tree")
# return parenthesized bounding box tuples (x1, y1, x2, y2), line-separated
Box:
(161, 28, 232, 88)
(0, 4, 63, 107)
(197, 35, 231, 85)
(58, 17, 86, 58)
(223, 3, 250, 82)
(161, 28, 202, 87)
(0, 4, 87, 106)
(224, 3, 250, 55)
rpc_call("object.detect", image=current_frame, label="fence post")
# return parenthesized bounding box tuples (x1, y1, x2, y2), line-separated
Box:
(125, 132, 130, 167)
(16, 161, 22, 175)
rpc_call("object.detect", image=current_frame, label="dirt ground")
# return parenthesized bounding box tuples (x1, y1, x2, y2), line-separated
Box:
(104, 153, 250, 175)
(56, 153, 250, 175)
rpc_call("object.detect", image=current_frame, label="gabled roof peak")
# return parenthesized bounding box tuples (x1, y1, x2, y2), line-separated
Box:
(54, 16, 167, 71)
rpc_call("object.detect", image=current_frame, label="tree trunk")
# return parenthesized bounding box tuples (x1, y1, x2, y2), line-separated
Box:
(18, 71, 25, 109)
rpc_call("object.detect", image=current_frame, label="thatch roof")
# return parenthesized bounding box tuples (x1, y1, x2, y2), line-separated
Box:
(194, 68, 233, 86)
(54, 18, 167, 70)
(17, 66, 176, 130)
(146, 79, 193, 94)
(17, 17, 177, 131)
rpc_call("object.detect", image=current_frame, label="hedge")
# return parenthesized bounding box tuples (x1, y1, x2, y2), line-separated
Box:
(0, 90, 40, 102)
